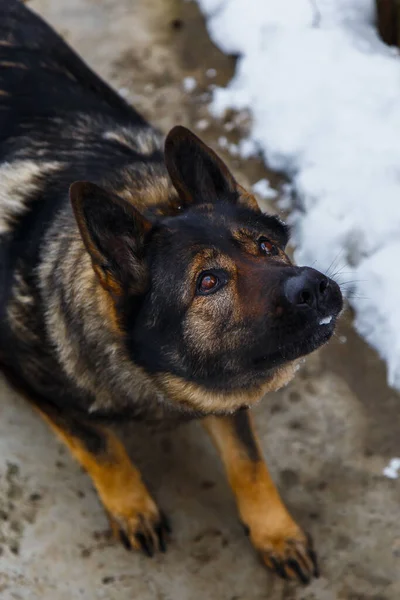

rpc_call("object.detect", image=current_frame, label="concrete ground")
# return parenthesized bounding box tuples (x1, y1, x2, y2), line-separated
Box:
(0, 0, 400, 598)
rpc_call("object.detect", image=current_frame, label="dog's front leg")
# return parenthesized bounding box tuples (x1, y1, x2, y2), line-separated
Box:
(36, 405, 170, 555)
(203, 410, 319, 584)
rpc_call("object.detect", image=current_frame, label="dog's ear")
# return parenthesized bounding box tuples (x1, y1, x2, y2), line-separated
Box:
(70, 181, 151, 296)
(164, 126, 259, 211)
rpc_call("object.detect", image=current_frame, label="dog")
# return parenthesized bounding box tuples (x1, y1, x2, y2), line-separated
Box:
(0, 0, 343, 585)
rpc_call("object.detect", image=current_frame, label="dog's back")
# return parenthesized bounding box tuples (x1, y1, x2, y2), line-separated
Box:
(0, 0, 174, 363)
(0, 0, 164, 239)
(0, 1, 178, 415)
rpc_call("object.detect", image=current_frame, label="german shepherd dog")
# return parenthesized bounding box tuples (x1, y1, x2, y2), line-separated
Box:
(0, 0, 342, 585)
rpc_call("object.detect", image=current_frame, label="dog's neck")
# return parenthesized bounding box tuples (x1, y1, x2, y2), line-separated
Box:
(37, 214, 162, 416)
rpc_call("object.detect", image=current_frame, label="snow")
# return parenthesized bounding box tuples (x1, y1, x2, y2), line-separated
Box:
(195, 118, 210, 131)
(118, 87, 129, 98)
(238, 137, 257, 158)
(228, 142, 239, 155)
(383, 458, 400, 480)
(252, 178, 278, 200)
(206, 68, 217, 78)
(197, 0, 400, 390)
(182, 76, 197, 92)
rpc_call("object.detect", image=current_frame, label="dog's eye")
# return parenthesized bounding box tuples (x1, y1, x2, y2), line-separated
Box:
(259, 237, 278, 256)
(197, 273, 219, 295)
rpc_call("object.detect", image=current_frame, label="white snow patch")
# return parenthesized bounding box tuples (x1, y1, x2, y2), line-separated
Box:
(182, 76, 197, 93)
(206, 68, 217, 78)
(277, 183, 293, 210)
(239, 137, 257, 158)
(383, 458, 400, 480)
(196, 118, 210, 131)
(224, 121, 235, 132)
(197, 0, 400, 390)
(252, 178, 278, 200)
(229, 142, 239, 155)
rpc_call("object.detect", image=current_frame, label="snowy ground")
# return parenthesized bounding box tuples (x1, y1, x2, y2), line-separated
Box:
(197, 0, 400, 390)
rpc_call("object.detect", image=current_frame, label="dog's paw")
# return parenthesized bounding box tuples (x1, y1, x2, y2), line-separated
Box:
(108, 503, 171, 557)
(247, 522, 319, 584)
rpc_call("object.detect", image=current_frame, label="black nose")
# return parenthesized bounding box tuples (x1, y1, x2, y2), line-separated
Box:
(284, 268, 330, 309)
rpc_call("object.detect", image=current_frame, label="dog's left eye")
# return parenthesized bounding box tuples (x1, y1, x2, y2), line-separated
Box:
(197, 272, 221, 295)
(259, 237, 278, 256)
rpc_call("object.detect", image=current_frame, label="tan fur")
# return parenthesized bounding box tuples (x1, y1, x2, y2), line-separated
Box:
(204, 414, 315, 576)
(6, 270, 40, 359)
(0, 61, 27, 69)
(36, 225, 164, 414)
(114, 170, 179, 212)
(236, 183, 260, 211)
(185, 250, 240, 329)
(0, 159, 63, 234)
(231, 229, 290, 261)
(155, 362, 297, 414)
(37, 406, 163, 552)
(103, 127, 161, 156)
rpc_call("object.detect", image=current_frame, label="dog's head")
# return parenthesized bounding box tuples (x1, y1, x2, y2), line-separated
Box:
(70, 127, 342, 415)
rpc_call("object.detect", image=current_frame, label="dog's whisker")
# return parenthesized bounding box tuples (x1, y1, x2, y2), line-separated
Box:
(324, 250, 345, 278)
(346, 294, 371, 300)
(338, 280, 367, 286)
(331, 271, 354, 279)
(330, 264, 350, 279)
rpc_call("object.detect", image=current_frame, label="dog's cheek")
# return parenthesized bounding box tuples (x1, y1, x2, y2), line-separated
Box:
(183, 293, 239, 359)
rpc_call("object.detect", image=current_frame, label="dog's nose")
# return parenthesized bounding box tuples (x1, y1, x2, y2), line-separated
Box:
(283, 268, 330, 309)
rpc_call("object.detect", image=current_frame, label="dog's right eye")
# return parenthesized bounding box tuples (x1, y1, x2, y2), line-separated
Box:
(197, 272, 220, 295)
(259, 237, 278, 256)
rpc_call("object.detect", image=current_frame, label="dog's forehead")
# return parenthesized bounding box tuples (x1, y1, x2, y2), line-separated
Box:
(159, 203, 289, 249)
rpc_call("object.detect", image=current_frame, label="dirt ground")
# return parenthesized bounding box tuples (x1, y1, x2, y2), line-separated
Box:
(0, 1, 400, 598)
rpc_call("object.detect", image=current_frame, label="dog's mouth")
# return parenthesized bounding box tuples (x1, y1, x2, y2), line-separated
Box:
(253, 312, 337, 369)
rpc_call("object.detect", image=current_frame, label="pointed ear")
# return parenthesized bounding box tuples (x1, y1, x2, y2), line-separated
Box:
(70, 181, 152, 296)
(164, 126, 259, 211)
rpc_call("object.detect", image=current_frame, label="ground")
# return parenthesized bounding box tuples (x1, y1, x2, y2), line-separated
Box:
(0, 1, 399, 598)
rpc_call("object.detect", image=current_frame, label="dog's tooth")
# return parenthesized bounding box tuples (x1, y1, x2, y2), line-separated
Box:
(319, 316, 333, 325)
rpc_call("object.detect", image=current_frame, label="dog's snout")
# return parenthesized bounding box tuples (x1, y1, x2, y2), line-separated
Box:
(283, 269, 330, 309)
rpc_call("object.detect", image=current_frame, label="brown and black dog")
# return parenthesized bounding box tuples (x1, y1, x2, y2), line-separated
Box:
(0, 0, 342, 585)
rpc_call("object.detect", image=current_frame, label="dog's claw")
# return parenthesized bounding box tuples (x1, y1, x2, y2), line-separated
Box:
(305, 535, 320, 578)
(264, 535, 319, 585)
(155, 512, 171, 552)
(118, 527, 132, 551)
(286, 558, 310, 585)
(110, 508, 170, 556)
(269, 556, 289, 580)
(251, 525, 319, 585)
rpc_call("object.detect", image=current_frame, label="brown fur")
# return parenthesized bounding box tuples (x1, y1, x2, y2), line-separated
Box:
(204, 412, 318, 581)
(38, 405, 166, 553)
(155, 363, 297, 414)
